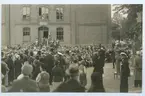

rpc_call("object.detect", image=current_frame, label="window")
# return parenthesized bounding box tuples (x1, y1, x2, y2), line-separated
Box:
(23, 27, 30, 36)
(56, 27, 64, 41)
(23, 27, 31, 42)
(22, 6, 30, 19)
(39, 7, 49, 20)
(56, 8, 64, 20)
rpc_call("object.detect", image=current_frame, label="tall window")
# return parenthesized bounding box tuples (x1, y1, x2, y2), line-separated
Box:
(22, 6, 30, 19)
(39, 7, 49, 20)
(23, 27, 31, 42)
(56, 8, 64, 20)
(56, 27, 64, 41)
(23, 27, 30, 36)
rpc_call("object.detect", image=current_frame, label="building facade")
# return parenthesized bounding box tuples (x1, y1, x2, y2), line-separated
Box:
(2, 4, 111, 47)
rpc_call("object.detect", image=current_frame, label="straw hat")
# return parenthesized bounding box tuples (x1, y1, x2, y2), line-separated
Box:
(120, 52, 127, 57)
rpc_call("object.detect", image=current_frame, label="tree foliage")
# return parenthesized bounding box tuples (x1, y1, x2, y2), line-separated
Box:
(111, 12, 128, 39)
(113, 4, 143, 50)
(111, 21, 120, 39)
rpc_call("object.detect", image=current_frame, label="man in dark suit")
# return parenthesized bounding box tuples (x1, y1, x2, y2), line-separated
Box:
(120, 52, 130, 92)
(5, 54, 15, 85)
(43, 48, 55, 85)
(14, 55, 22, 79)
(9, 63, 39, 92)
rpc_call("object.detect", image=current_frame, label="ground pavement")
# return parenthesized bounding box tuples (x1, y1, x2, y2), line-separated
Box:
(50, 63, 142, 93)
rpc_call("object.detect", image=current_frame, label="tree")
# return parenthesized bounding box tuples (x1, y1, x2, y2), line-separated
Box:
(111, 21, 120, 39)
(113, 4, 143, 50)
(111, 12, 128, 39)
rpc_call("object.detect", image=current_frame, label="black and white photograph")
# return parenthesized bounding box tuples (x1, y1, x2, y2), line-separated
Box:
(1, 4, 142, 93)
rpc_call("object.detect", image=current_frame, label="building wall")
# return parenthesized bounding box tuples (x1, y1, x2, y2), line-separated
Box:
(2, 4, 111, 46)
(2, 5, 6, 46)
(70, 5, 111, 45)
(2, 5, 9, 47)
(8, 5, 71, 46)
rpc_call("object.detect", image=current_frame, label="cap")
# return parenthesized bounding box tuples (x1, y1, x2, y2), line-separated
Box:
(120, 52, 127, 57)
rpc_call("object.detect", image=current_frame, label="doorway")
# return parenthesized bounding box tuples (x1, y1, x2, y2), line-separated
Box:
(43, 31, 48, 38)
(38, 26, 49, 42)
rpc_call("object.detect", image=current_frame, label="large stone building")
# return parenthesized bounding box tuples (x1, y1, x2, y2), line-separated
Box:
(2, 4, 111, 47)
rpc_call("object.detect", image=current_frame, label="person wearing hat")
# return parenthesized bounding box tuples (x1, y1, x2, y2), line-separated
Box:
(52, 60, 64, 83)
(92, 50, 105, 90)
(53, 64, 85, 92)
(120, 52, 130, 92)
(134, 51, 142, 87)
(9, 63, 39, 92)
(52, 61, 64, 87)
(43, 47, 55, 85)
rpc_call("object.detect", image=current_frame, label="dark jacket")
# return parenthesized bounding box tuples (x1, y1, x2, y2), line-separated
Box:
(15, 59, 22, 78)
(6, 57, 15, 82)
(9, 77, 39, 92)
(1, 61, 9, 76)
(88, 85, 105, 92)
(120, 58, 130, 92)
(32, 60, 42, 80)
(88, 72, 105, 92)
(53, 78, 85, 92)
(52, 65, 64, 82)
(28, 56, 35, 65)
(134, 55, 142, 80)
(43, 54, 54, 73)
(92, 54, 103, 74)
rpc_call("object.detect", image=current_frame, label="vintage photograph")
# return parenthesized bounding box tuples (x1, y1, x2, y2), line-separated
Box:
(1, 4, 142, 93)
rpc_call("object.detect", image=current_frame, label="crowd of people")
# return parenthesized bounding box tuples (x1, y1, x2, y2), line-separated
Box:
(1, 39, 142, 92)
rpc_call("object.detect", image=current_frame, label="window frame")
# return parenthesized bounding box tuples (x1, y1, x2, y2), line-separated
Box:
(22, 5, 31, 20)
(56, 27, 64, 41)
(23, 27, 30, 36)
(38, 6, 50, 20)
(56, 7, 64, 21)
(23, 27, 31, 43)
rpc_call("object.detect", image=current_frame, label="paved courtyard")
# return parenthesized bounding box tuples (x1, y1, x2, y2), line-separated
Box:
(50, 63, 142, 93)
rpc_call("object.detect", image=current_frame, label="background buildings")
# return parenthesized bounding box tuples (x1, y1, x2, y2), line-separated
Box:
(2, 4, 111, 47)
